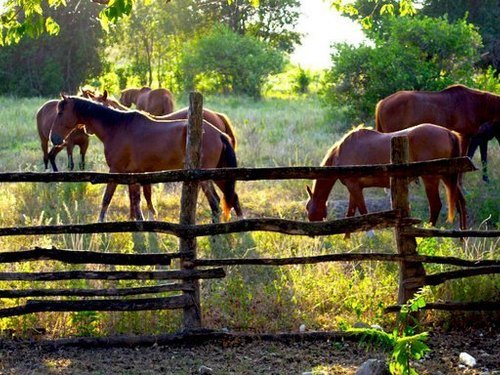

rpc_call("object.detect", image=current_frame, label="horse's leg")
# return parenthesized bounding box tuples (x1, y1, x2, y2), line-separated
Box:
(142, 184, 157, 220)
(343, 193, 357, 240)
(128, 183, 144, 221)
(99, 182, 117, 222)
(66, 142, 75, 171)
(79, 141, 89, 170)
(47, 145, 63, 172)
(457, 185, 468, 230)
(201, 181, 221, 223)
(479, 141, 489, 183)
(41, 138, 49, 170)
(421, 177, 442, 227)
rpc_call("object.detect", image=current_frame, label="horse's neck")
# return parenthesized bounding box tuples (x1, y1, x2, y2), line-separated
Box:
(311, 178, 336, 206)
(81, 117, 113, 144)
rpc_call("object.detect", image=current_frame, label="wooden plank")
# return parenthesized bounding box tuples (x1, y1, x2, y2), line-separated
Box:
(0, 283, 191, 298)
(0, 295, 192, 318)
(0, 157, 475, 184)
(0, 247, 174, 265)
(194, 253, 499, 268)
(179, 92, 203, 330)
(391, 136, 426, 304)
(402, 227, 500, 238)
(0, 210, 417, 237)
(0, 268, 225, 281)
(385, 301, 500, 313)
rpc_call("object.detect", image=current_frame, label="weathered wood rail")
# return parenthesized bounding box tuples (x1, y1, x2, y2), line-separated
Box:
(0, 92, 498, 335)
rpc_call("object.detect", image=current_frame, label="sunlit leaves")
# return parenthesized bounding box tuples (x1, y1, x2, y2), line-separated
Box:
(99, 0, 133, 32)
(45, 16, 59, 35)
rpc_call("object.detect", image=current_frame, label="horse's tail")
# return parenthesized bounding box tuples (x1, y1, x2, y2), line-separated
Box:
(444, 131, 462, 222)
(216, 112, 237, 150)
(217, 134, 240, 220)
(375, 100, 384, 132)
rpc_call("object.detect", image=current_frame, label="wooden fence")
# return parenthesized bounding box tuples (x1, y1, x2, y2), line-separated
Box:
(0, 92, 498, 334)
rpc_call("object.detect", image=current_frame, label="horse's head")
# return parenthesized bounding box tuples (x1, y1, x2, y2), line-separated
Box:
(50, 93, 82, 146)
(305, 185, 327, 221)
(119, 88, 139, 107)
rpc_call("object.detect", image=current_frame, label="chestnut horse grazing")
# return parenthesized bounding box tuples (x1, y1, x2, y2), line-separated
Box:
(119, 87, 174, 116)
(306, 124, 467, 231)
(36, 100, 89, 171)
(50, 95, 242, 222)
(467, 121, 499, 183)
(375, 85, 500, 158)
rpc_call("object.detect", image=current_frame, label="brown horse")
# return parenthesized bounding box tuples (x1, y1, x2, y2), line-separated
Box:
(306, 124, 467, 232)
(92, 90, 237, 149)
(36, 100, 89, 171)
(119, 87, 174, 116)
(85, 90, 239, 219)
(50, 95, 242, 222)
(375, 85, 500, 157)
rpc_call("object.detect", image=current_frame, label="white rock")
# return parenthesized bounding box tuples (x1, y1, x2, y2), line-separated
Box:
(198, 365, 214, 374)
(299, 324, 306, 333)
(459, 352, 477, 367)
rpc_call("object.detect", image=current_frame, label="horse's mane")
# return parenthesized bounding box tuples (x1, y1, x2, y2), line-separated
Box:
(321, 124, 373, 166)
(69, 96, 149, 124)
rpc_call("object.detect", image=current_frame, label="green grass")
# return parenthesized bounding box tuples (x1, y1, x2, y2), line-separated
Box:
(0, 94, 498, 338)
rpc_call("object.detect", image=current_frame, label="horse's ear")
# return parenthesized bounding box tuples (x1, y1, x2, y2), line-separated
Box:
(60, 91, 69, 101)
(306, 185, 313, 198)
(102, 90, 108, 100)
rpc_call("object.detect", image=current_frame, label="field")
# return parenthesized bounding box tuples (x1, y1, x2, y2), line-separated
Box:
(0, 94, 498, 341)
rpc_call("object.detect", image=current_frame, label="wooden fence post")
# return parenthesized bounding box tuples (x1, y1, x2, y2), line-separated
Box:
(179, 92, 204, 330)
(391, 136, 426, 304)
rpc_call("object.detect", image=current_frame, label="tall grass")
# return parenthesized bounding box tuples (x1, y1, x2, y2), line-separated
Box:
(0, 94, 498, 338)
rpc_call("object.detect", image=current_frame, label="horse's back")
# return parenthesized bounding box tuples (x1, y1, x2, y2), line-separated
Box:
(36, 100, 58, 138)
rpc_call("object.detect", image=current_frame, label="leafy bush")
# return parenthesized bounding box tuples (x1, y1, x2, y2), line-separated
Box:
(180, 25, 285, 98)
(320, 15, 482, 125)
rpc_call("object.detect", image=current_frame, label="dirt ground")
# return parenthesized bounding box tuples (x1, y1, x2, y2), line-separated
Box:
(0, 329, 498, 375)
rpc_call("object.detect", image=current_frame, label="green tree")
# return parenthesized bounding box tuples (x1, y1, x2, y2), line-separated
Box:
(321, 15, 482, 125)
(0, 0, 103, 96)
(181, 26, 284, 98)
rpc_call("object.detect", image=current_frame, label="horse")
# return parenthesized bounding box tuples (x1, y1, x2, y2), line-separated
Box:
(467, 121, 499, 183)
(119, 87, 174, 116)
(90, 90, 237, 149)
(375, 85, 500, 160)
(36, 100, 89, 171)
(306, 124, 467, 235)
(50, 95, 242, 222)
(84, 89, 239, 219)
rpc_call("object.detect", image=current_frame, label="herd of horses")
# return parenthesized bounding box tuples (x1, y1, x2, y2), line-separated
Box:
(38, 84, 500, 232)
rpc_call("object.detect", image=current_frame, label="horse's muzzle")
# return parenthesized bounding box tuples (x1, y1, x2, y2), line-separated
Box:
(51, 133, 64, 146)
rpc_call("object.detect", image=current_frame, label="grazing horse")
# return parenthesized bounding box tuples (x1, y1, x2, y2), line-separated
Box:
(467, 121, 499, 182)
(50, 95, 242, 222)
(119, 87, 174, 116)
(306, 124, 467, 233)
(375, 85, 500, 161)
(36, 100, 89, 171)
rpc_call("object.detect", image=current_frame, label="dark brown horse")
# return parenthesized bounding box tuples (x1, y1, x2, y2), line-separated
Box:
(375, 85, 500, 158)
(467, 121, 499, 182)
(119, 87, 174, 116)
(50, 95, 242, 222)
(306, 124, 467, 232)
(36, 100, 89, 171)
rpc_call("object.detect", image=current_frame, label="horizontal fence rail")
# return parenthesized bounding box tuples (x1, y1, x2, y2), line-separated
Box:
(0, 157, 476, 184)
(0, 211, 417, 237)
